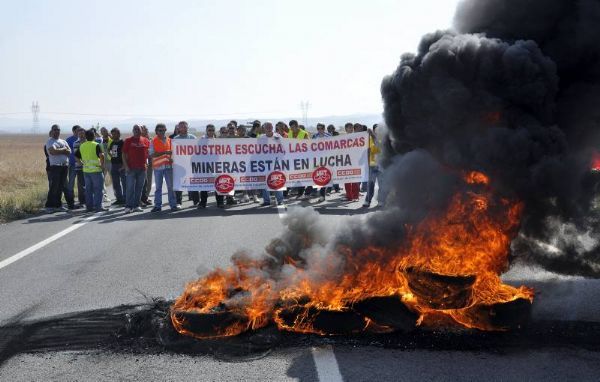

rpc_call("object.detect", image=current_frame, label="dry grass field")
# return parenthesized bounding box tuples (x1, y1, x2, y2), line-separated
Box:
(0, 134, 50, 221)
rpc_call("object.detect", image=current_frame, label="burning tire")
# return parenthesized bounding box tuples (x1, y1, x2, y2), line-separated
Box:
(352, 295, 418, 332)
(275, 306, 366, 335)
(171, 310, 250, 339)
(405, 267, 475, 309)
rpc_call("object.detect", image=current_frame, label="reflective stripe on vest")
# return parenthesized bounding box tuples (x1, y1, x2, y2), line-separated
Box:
(80, 141, 102, 173)
(152, 136, 172, 168)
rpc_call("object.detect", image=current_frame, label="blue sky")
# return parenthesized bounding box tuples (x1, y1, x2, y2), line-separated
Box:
(0, 0, 459, 121)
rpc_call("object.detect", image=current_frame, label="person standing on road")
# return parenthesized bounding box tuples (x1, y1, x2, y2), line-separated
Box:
(275, 121, 288, 138)
(75, 129, 107, 212)
(288, 120, 311, 200)
(169, 124, 180, 139)
(173, 121, 200, 207)
(108, 128, 126, 205)
(123, 125, 150, 213)
(44, 131, 51, 184)
(236, 125, 259, 203)
(140, 125, 153, 206)
(65, 125, 83, 208)
(72, 128, 88, 207)
(260, 122, 285, 206)
(343, 123, 360, 201)
(310, 123, 331, 203)
(100, 128, 112, 170)
(150, 123, 180, 212)
(221, 123, 238, 206)
(363, 126, 380, 208)
(198, 124, 225, 209)
(45, 124, 76, 212)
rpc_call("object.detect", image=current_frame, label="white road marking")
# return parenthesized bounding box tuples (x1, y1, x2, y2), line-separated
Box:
(0, 213, 101, 271)
(312, 346, 343, 382)
(276, 204, 287, 219)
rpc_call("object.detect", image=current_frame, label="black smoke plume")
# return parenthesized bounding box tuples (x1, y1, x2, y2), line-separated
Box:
(380, 0, 600, 277)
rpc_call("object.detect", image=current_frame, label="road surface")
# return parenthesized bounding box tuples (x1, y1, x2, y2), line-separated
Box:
(0, 191, 599, 381)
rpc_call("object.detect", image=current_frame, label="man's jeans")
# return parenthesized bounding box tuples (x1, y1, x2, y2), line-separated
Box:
(45, 165, 74, 208)
(68, 166, 86, 205)
(153, 167, 177, 209)
(126, 169, 146, 209)
(83, 171, 104, 211)
(262, 189, 284, 204)
(365, 166, 379, 204)
(110, 163, 127, 203)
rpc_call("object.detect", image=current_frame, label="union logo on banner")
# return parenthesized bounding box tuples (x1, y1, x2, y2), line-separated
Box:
(312, 166, 332, 186)
(267, 171, 286, 190)
(215, 174, 235, 194)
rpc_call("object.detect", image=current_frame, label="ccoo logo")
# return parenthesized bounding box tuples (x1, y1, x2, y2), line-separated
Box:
(312, 166, 332, 186)
(215, 174, 235, 194)
(267, 171, 286, 190)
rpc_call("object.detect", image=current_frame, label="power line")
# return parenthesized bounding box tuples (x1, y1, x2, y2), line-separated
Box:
(0, 109, 294, 119)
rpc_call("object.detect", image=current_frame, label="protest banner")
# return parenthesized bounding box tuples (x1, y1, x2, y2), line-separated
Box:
(172, 132, 369, 192)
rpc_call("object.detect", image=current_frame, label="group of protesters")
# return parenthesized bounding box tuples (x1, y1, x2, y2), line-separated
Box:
(44, 119, 380, 214)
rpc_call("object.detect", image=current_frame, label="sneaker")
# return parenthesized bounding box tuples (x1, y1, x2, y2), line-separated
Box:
(56, 206, 69, 212)
(362, 202, 370, 208)
(241, 195, 250, 203)
(261, 202, 271, 207)
(103, 194, 110, 202)
(252, 195, 259, 203)
(197, 203, 206, 209)
(141, 199, 152, 206)
(317, 196, 325, 203)
(171, 205, 182, 211)
(45, 207, 55, 213)
(226, 198, 237, 205)
(133, 207, 143, 212)
(124, 207, 132, 214)
(151, 207, 161, 212)
(95, 207, 109, 212)
(68, 205, 81, 210)
(276, 200, 284, 206)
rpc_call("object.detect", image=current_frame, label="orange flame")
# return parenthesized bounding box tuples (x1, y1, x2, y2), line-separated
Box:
(171, 170, 533, 338)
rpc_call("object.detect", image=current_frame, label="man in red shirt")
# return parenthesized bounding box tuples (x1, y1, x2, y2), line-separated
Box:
(122, 125, 150, 213)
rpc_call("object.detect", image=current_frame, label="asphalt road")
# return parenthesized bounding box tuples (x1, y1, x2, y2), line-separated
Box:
(0, 190, 599, 381)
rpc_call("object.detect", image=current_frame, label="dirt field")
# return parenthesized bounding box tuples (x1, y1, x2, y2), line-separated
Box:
(0, 134, 50, 221)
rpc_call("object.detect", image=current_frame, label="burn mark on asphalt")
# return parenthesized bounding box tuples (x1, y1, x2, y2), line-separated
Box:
(1, 299, 599, 366)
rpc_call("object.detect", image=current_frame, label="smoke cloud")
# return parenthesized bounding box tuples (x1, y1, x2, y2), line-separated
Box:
(380, 0, 600, 277)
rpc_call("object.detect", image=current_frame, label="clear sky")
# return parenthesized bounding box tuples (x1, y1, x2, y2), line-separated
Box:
(0, 0, 459, 121)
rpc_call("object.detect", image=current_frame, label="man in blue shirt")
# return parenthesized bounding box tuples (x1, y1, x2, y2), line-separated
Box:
(66, 125, 84, 208)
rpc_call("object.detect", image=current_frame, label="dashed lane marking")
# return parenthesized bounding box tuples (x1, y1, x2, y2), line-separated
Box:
(0, 213, 102, 271)
(312, 346, 344, 382)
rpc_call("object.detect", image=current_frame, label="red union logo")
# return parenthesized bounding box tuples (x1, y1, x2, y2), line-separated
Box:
(312, 166, 332, 186)
(215, 174, 235, 193)
(267, 171, 286, 190)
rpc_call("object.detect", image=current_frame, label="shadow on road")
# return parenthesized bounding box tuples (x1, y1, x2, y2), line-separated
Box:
(90, 199, 375, 223)
(1, 298, 599, 368)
